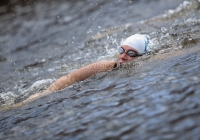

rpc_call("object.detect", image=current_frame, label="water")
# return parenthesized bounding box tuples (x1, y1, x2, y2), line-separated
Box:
(0, 0, 200, 139)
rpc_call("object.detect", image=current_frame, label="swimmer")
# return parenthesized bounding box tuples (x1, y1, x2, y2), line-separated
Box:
(23, 34, 149, 103)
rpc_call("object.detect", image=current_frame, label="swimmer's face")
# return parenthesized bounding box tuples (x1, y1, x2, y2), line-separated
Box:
(118, 45, 139, 65)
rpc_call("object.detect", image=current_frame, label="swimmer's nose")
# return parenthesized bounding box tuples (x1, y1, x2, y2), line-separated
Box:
(121, 53, 128, 60)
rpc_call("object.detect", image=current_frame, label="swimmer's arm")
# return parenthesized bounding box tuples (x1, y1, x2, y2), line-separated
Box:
(46, 60, 116, 93)
(22, 60, 115, 104)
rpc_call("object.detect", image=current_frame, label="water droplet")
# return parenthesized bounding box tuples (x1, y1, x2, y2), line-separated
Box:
(161, 27, 168, 34)
(41, 59, 46, 62)
(87, 29, 92, 33)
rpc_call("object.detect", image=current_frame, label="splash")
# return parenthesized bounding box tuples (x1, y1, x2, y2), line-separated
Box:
(0, 79, 54, 107)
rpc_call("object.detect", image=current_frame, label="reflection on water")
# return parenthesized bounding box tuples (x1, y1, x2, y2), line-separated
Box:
(0, 0, 200, 139)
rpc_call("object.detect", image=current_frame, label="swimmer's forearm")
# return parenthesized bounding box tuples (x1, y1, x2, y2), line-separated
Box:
(47, 60, 116, 92)
(47, 74, 76, 92)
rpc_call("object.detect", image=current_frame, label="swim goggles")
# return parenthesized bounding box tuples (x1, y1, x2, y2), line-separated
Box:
(118, 47, 142, 57)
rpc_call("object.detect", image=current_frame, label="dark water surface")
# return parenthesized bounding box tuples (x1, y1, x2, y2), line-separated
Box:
(0, 0, 200, 139)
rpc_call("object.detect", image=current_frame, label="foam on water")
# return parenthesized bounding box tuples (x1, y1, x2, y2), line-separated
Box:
(155, 0, 199, 19)
(0, 79, 54, 107)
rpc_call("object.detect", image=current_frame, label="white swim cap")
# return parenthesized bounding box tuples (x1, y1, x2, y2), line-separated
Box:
(122, 34, 149, 55)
